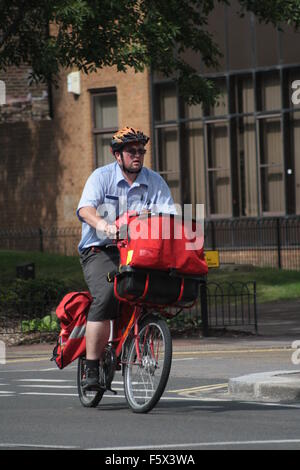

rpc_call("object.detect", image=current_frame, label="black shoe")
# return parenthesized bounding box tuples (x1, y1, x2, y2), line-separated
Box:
(82, 366, 104, 392)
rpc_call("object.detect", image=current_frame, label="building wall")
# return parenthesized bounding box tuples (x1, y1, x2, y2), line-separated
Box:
(0, 65, 59, 229)
(51, 66, 152, 227)
(0, 64, 152, 230)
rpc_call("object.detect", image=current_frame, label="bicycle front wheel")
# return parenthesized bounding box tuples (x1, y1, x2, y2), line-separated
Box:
(124, 315, 172, 413)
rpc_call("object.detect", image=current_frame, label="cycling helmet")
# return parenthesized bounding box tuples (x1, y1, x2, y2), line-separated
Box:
(111, 127, 149, 153)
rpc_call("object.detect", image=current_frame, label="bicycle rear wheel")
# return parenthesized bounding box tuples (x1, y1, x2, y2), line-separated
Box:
(124, 315, 172, 413)
(77, 356, 104, 408)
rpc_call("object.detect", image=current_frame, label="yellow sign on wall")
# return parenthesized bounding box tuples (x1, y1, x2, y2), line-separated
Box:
(205, 250, 220, 268)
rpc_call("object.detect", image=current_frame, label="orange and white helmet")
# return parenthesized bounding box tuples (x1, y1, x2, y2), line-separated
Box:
(111, 127, 149, 153)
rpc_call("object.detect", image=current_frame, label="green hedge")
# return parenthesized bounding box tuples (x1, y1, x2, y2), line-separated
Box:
(0, 278, 68, 318)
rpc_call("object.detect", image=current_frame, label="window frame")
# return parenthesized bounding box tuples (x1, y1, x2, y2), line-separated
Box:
(90, 88, 118, 168)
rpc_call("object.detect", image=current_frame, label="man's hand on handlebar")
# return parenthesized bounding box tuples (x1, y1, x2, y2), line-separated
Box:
(96, 219, 119, 239)
(105, 223, 119, 239)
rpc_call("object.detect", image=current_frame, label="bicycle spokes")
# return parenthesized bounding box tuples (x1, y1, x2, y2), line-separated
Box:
(124, 318, 172, 412)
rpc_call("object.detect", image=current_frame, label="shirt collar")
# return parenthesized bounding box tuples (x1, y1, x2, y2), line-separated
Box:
(115, 162, 148, 187)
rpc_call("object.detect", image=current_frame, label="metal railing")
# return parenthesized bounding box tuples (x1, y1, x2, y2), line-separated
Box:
(205, 216, 300, 270)
(161, 280, 257, 336)
(0, 216, 299, 268)
(0, 281, 257, 343)
(0, 226, 81, 256)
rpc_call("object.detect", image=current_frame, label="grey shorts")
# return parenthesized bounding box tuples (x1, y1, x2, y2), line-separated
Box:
(79, 246, 120, 322)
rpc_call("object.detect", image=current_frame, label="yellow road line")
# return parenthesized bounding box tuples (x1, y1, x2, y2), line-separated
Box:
(3, 348, 293, 364)
(173, 348, 293, 357)
(169, 383, 228, 394)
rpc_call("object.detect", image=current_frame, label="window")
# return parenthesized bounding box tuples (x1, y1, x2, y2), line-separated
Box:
(91, 89, 118, 167)
(258, 117, 284, 214)
(290, 111, 300, 214)
(257, 71, 281, 112)
(185, 121, 206, 213)
(234, 76, 258, 216)
(206, 121, 232, 216)
(153, 65, 300, 218)
(156, 126, 181, 204)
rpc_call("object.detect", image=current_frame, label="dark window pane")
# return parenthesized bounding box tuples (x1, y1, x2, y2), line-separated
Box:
(157, 127, 181, 204)
(95, 134, 115, 167)
(156, 84, 177, 122)
(207, 122, 231, 215)
(94, 94, 118, 129)
(237, 117, 258, 216)
(259, 118, 284, 213)
(208, 78, 228, 116)
(290, 112, 300, 214)
(258, 71, 281, 112)
(185, 122, 206, 214)
(235, 75, 254, 114)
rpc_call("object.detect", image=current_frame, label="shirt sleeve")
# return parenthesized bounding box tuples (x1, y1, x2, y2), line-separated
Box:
(154, 174, 177, 215)
(76, 170, 105, 221)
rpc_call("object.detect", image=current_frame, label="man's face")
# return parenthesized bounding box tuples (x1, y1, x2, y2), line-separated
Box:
(116, 141, 146, 174)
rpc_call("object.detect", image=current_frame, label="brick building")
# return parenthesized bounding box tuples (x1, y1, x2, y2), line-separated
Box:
(1, 2, 300, 261)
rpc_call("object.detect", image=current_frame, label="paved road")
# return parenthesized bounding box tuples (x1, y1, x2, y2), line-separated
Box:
(1, 339, 300, 451)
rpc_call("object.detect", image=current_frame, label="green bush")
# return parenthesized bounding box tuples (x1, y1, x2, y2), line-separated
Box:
(21, 314, 60, 333)
(0, 278, 67, 318)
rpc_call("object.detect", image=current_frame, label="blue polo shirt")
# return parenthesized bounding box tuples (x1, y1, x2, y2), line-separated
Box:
(77, 162, 176, 252)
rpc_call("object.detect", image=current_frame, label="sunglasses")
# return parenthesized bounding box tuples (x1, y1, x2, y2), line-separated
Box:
(124, 148, 146, 157)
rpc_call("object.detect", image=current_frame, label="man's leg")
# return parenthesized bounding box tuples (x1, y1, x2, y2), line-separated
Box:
(79, 247, 119, 390)
(86, 320, 110, 360)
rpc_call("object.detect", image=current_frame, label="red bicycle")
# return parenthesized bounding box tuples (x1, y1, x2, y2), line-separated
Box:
(77, 213, 207, 413)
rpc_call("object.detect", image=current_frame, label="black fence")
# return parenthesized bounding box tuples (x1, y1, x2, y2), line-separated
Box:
(0, 216, 299, 269)
(0, 281, 257, 344)
(205, 216, 300, 270)
(0, 227, 81, 256)
(170, 281, 257, 336)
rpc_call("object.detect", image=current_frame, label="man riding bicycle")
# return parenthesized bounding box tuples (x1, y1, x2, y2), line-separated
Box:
(77, 127, 175, 390)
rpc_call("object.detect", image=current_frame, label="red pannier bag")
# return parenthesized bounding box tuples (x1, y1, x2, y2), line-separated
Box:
(117, 213, 208, 275)
(114, 213, 208, 306)
(51, 292, 92, 369)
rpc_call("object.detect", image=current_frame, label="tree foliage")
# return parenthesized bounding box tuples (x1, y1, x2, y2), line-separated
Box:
(1, 0, 300, 104)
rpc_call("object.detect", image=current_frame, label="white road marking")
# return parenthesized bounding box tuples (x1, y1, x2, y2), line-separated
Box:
(19, 392, 78, 397)
(90, 438, 300, 450)
(18, 385, 77, 389)
(0, 443, 79, 449)
(15, 379, 74, 382)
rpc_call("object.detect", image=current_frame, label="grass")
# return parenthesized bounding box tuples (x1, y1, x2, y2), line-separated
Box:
(208, 266, 300, 304)
(0, 250, 299, 304)
(0, 250, 86, 290)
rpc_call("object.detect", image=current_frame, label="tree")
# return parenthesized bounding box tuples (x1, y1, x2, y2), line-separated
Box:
(1, 0, 300, 105)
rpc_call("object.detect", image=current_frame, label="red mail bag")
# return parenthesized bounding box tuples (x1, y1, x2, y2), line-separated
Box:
(51, 291, 92, 369)
(117, 213, 208, 276)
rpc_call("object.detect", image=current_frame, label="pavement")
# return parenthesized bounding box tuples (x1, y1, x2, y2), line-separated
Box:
(3, 298, 300, 403)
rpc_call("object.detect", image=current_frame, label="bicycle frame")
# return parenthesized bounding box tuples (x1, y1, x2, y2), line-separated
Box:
(113, 304, 143, 363)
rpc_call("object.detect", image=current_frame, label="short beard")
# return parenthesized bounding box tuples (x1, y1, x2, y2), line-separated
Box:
(120, 154, 142, 174)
